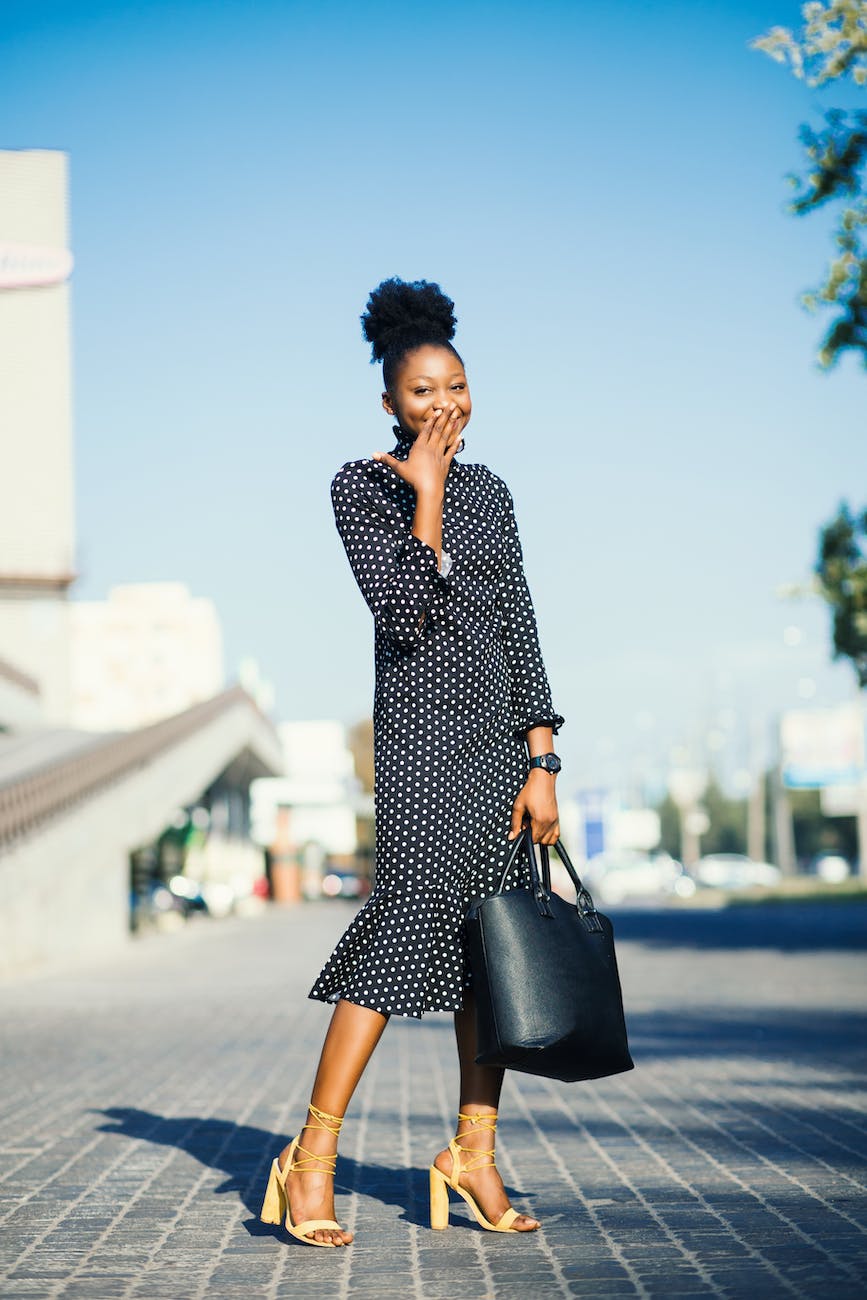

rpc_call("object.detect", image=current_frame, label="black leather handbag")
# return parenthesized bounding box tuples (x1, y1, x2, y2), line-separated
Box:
(465, 824, 634, 1083)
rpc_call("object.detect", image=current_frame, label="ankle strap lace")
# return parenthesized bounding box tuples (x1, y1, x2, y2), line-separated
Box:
(290, 1103, 345, 1176)
(453, 1110, 498, 1171)
(305, 1103, 344, 1137)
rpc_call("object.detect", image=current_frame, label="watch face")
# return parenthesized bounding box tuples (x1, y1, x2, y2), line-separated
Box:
(547, 755, 562, 773)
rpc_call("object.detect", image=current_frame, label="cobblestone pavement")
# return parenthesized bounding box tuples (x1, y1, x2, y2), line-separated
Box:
(1, 898, 866, 1299)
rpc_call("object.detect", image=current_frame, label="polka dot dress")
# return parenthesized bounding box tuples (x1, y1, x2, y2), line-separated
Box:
(308, 428, 564, 1019)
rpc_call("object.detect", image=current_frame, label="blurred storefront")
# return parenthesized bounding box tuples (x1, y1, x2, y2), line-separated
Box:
(251, 719, 373, 902)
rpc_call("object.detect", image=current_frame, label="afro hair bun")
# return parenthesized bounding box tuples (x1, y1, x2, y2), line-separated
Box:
(361, 277, 457, 363)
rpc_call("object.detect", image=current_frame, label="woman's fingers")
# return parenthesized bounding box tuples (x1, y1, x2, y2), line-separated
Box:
(390, 404, 465, 494)
(445, 407, 462, 451)
(410, 403, 464, 454)
(531, 820, 557, 845)
(418, 410, 440, 444)
(510, 780, 560, 845)
(444, 423, 462, 464)
(508, 800, 529, 840)
(431, 403, 458, 448)
(529, 810, 559, 844)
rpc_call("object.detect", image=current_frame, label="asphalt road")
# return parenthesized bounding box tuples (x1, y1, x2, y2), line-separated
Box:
(1, 898, 865, 1299)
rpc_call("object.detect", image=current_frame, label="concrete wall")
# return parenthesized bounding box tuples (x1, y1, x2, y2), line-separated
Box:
(0, 697, 284, 977)
(0, 662, 43, 730)
(0, 594, 73, 726)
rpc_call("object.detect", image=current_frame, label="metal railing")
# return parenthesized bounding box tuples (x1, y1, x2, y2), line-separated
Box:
(0, 653, 40, 697)
(0, 684, 273, 852)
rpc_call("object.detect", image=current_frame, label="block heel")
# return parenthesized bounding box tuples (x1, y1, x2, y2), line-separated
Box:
(429, 1165, 450, 1230)
(259, 1158, 286, 1225)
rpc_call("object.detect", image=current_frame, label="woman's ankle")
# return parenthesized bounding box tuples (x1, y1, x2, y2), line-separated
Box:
(456, 1106, 497, 1129)
(301, 1102, 344, 1145)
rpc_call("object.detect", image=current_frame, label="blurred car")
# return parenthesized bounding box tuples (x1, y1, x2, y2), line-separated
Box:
(130, 876, 209, 930)
(580, 850, 696, 905)
(806, 853, 851, 883)
(166, 874, 210, 915)
(320, 870, 369, 900)
(692, 853, 781, 891)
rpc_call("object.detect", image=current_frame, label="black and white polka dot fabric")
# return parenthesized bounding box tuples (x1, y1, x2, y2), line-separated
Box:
(308, 428, 564, 1019)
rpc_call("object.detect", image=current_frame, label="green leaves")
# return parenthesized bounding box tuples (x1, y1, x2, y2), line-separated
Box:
(816, 502, 867, 687)
(752, 2, 867, 367)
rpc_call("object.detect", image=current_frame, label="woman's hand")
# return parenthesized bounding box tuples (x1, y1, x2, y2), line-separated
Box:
(508, 770, 560, 845)
(373, 403, 463, 497)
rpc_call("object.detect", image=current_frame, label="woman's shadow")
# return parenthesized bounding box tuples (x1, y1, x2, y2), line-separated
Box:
(93, 1107, 528, 1239)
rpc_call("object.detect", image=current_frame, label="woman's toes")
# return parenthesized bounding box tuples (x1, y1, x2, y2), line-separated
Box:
(327, 1228, 351, 1246)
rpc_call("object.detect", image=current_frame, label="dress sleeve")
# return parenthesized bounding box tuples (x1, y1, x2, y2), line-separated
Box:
(496, 482, 565, 740)
(331, 464, 453, 650)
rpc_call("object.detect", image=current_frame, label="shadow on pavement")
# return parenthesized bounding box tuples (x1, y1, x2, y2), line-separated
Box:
(609, 902, 867, 952)
(621, 1006, 867, 1072)
(93, 1107, 529, 1237)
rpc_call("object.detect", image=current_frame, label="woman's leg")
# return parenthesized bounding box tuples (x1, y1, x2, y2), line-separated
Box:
(279, 998, 389, 1245)
(432, 989, 539, 1231)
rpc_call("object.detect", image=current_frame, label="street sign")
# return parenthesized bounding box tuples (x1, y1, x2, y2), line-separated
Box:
(577, 787, 607, 859)
(781, 702, 866, 789)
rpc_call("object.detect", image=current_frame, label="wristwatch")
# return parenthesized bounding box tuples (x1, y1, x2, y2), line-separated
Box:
(528, 752, 561, 774)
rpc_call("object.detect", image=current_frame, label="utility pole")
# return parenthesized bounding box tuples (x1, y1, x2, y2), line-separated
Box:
(857, 692, 867, 876)
(748, 770, 767, 863)
(770, 711, 797, 875)
(771, 761, 797, 875)
(668, 768, 708, 869)
(747, 713, 767, 863)
(857, 782, 867, 877)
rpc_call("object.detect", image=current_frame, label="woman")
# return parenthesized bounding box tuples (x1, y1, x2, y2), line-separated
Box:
(259, 277, 564, 1247)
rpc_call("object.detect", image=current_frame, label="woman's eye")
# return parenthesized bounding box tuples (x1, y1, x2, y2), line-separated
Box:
(451, 384, 465, 391)
(414, 388, 430, 395)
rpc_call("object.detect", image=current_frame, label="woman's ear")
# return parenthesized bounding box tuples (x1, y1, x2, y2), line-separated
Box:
(382, 390, 395, 416)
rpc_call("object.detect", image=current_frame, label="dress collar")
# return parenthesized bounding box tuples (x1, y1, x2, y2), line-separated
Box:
(390, 425, 414, 460)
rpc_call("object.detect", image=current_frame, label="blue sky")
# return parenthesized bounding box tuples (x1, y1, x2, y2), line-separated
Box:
(2, 0, 864, 800)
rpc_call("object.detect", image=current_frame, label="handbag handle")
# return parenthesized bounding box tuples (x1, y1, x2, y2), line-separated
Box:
(496, 823, 603, 932)
(539, 838, 604, 933)
(495, 823, 553, 917)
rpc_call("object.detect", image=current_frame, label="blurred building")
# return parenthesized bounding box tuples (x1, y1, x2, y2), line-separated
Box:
(251, 719, 373, 899)
(69, 580, 224, 730)
(0, 149, 76, 724)
(0, 150, 284, 974)
(251, 720, 363, 856)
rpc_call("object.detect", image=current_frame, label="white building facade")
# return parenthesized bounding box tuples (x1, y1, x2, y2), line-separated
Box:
(69, 581, 225, 730)
(0, 150, 77, 724)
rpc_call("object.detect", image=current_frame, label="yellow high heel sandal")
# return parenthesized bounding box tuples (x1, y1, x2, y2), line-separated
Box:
(259, 1103, 348, 1247)
(429, 1110, 535, 1233)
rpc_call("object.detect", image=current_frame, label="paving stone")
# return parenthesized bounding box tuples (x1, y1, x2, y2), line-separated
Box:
(1, 899, 866, 1298)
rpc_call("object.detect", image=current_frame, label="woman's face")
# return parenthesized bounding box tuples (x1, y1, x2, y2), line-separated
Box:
(383, 344, 472, 445)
